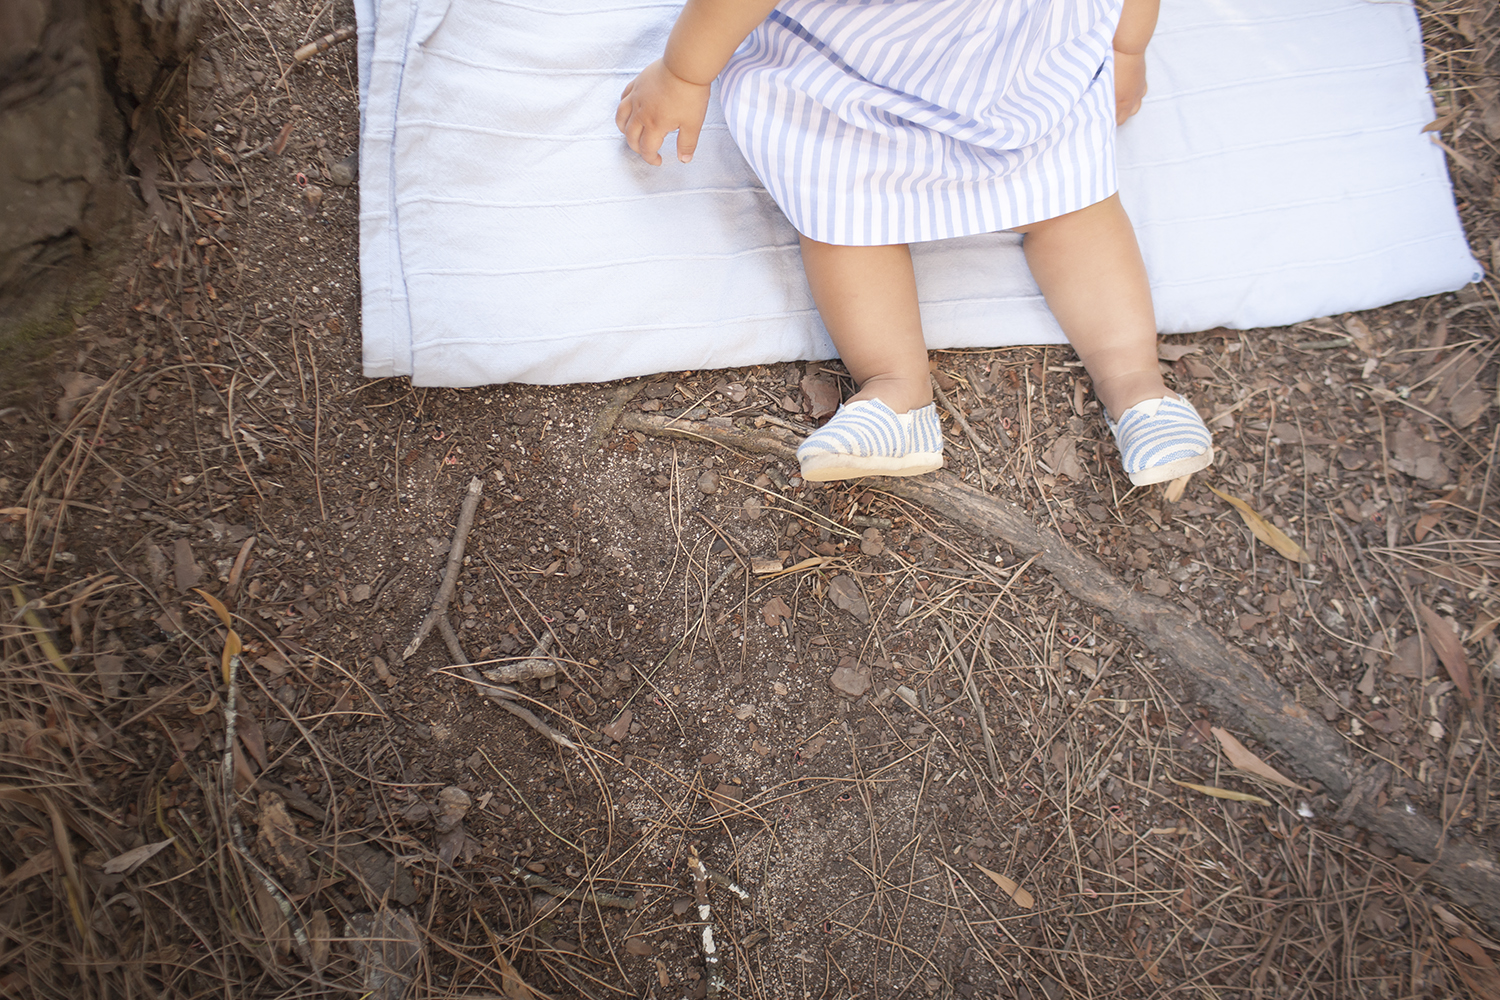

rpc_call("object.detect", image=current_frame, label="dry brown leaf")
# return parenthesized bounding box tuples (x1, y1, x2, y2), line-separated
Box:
(974, 862, 1034, 909)
(1418, 604, 1472, 701)
(800, 374, 842, 420)
(1207, 486, 1312, 563)
(1210, 728, 1308, 792)
(1157, 342, 1202, 361)
(101, 838, 176, 874)
(253, 879, 291, 954)
(307, 906, 332, 973)
(1448, 938, 1500, 1000)
(237, 705, 267, 769)
(495, 947, 539, 999)
(761, 597, 792, 628)
(0, 851, 54, 888)
(1344, 316, 1375, 355)
(1168, 775, 1271, 806)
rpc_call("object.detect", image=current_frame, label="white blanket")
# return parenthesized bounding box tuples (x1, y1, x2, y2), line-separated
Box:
(357, 0, 1481, 387)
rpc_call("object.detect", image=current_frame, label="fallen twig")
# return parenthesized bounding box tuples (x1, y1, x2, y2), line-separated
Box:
(404, 477, 483, 661)
(932, 378, 992, 455)
(293, 25, 356, 62)
(481, 632, 560, 684)
(438, 624, 579, 751)
(582, 378, 645, 457)
(687, 847, 725, 996)
(503, 866, 637, 909)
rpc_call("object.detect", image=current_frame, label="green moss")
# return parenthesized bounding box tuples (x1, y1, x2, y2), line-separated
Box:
(0, 240, 123, 399)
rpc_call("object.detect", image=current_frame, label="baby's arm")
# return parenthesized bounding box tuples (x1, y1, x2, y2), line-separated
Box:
(616, 0, 779, 165)
(1113, 0, 1159, 124)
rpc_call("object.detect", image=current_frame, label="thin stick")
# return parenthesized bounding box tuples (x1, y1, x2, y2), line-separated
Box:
(504, 866, 637, 909)
(481, 632, 560, 683)
(437, 620, 580, 751)
(292, 24, 356, 62)
(404, 477, 483, 660)
(687, 846, 725, 996)
(932, 378, 992, 455)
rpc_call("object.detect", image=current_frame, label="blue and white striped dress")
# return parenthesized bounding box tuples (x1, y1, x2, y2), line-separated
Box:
(718, 0, 1123, 247)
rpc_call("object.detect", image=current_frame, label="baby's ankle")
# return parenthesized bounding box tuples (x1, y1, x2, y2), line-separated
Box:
(1090, 371, 1169, 420)
(847, 379, 932, 414)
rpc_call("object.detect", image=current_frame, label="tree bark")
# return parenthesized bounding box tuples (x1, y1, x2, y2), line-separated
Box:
(0, 0, 199, 363)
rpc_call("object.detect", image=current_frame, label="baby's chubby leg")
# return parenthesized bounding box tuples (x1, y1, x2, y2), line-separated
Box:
(1013, 193, 1161, 420)
(798, 236, 932, 414)
(1017, 194, 1213, 485)
(793, 236, 944, 480)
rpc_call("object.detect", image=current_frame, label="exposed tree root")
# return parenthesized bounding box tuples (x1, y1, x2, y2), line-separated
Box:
(619, 412, 1500, 932)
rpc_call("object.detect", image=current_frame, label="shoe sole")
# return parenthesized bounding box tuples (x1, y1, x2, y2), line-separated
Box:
(1126, 447, 1214, 487)
(800, 451, 944, 482)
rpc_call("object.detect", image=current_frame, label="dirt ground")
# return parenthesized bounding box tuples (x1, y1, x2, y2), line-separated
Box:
(1, 1, 1498, 998)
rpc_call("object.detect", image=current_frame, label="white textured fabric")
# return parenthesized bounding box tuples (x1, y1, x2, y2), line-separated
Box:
(358, 0, 1481, 386)
(720, 0, 1121, 246)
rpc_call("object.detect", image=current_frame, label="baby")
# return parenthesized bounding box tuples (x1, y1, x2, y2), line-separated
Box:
(617, 0, 1212, 487)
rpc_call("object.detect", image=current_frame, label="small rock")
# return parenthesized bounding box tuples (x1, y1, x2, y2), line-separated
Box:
(894, 685, 919, 709)
(328, 150, 359, 186)
(772, 682, 789, 696)
(860, 527, 885, 557)
(351, 583, 372, 603)
(433, 787, 471, 833)
(733, 704, 755, 721)
(602, 710, 633, 743)
(697, 471, 720, 495)
(827, 575, 870, 622)
(829, 659, 871, 698)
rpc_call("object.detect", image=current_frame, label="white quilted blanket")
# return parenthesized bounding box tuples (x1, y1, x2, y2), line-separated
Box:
(357, 0, 1481, 386)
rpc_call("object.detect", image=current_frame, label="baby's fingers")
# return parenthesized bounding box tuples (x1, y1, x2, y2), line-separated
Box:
(675, 119, 701, 164)
(626, 120, 666, 166)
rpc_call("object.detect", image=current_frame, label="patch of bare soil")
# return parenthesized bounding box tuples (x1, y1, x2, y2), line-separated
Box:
(1, 0, 1498, 998)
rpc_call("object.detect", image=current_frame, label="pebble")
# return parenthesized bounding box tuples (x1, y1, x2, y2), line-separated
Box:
(433, 786, 471, 832)
(829, 662, 871, 698)
(697, 470, 720, 495)
(602, 710, 633, 743)
(351, 583, 372, 603)
(894, 685, 920, 710)
(329, 150, 359, 186)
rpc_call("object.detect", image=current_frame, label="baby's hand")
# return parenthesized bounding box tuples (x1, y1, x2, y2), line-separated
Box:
(1114, 50, 1147, 124)
(616, 59, 711, 165)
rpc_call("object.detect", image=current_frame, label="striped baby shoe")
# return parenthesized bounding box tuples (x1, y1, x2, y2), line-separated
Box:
(1106, 395, 1214, 486)
(797, 399, 944, 481)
